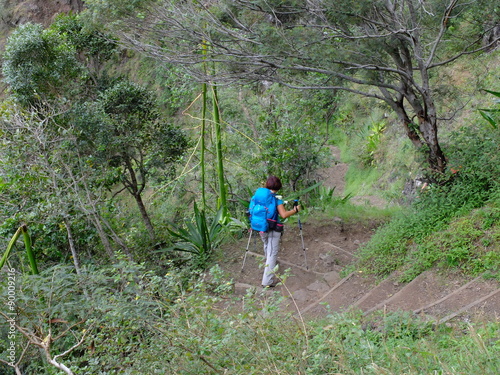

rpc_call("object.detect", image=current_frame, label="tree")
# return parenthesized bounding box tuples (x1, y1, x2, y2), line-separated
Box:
(78, 80, 188, 243)
(1, 18, 136, 262)
(84, 0, 500, 175)
(2, 15, 188, 250)
(50, 13, 118, 86)
(0, 103, 114, 268)
(261, 124, 326, 191)
(2, 15, 118, 105)
(1, 23, 81, 107)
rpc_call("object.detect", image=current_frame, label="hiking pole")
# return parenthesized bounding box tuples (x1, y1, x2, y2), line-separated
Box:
(294, 199, 308, 270)
(241, 228, 253, 272)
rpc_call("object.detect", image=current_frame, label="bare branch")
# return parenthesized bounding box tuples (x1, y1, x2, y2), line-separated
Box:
(426, 0, 459, 66)
(53, 322, 93, 360)
(429, 34, 500, 69)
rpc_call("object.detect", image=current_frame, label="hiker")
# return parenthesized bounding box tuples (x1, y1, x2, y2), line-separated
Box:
(249, 176, 301, 288)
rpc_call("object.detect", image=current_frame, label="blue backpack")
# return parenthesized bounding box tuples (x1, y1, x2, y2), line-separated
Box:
(249, 188, 280, 232)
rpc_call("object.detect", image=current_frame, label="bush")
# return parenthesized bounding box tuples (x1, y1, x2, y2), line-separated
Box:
(3, 260, 500, 374)
(2, 23, 81, 106)
(260, 124, 329, 191)
(164, 204, 228, 270)
(356, 125, 499, 279)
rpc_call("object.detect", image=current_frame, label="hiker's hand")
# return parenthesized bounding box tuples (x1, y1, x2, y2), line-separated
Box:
(295, 205, 301, 213)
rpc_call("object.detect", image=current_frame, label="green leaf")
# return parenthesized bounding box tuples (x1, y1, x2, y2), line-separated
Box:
(479, 110, 498, 129)
(283, 181, 323, 202)
(0, 224, 39, 274)
(161, 204, 226, 269)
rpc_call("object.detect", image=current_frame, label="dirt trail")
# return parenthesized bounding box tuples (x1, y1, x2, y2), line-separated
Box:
(219, 148, 500, 323)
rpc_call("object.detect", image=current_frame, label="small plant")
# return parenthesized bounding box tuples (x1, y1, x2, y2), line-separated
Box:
(479, 89, 500, 129)
(165, 203, 226, 269)
(314, 186, 352, 206)
(364, 120, 387, 166)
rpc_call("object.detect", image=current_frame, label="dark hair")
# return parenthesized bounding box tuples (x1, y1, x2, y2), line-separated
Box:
(265, 176, 282, 191)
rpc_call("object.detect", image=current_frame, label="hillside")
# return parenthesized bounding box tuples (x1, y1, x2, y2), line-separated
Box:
(220, 147, 500, 324)
(2, 0, 498, 325)
(0, 0, 83, 48)
(0, 3, 499, 373)
(222, 221, 500, 324)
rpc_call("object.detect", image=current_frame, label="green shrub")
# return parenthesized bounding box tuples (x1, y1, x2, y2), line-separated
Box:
(356, 125, 499, 279)
(260, 124, 329, 191)
(3, 260, 500, 374)
(2, 23, 81, 106)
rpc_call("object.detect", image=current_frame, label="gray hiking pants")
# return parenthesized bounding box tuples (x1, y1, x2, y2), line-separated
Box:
(259, 230, 282, 286)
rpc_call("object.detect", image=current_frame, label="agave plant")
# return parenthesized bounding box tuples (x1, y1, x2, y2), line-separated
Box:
(479, 89, 500, 129)
(166, 203, 226, 269)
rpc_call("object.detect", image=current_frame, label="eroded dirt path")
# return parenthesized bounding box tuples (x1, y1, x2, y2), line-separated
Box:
(219, 147, 500, 323)
(220, 217, 500, 323)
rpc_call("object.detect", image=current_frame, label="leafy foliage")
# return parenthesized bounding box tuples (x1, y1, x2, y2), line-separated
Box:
(83, 0, 500, 172)
(0, 103, 105, 264)
(51, 13, 117, 69)
(0, 225, 38, 275)
(356, 124, 500, 279)
(260, 124, 328, 191)
(479, 89, 500, 129)
(0, 3, 499, 373)
(87, 80, 188, 184)
(2, 23, 81, 106)
(165, 204, 227, 269)
(1, 17, 189, 253)
(3, 262, 500, 374)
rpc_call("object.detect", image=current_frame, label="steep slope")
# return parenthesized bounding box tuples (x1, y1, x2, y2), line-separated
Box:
(219, 148, 500, 324)
(1, 1, 84, 82)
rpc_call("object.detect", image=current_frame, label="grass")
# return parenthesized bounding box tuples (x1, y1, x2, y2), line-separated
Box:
(310, 201, 399, 226)
(343, 163, 383, 196)
(399, 204, 500, 281)
(348, 104, 500, 280)
(355, 198, 500, 281)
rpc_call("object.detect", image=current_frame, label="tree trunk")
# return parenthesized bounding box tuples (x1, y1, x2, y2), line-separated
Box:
(134, 192, 156, 242)
(64, 220, 82, 276)
(391, 98, 446, 173)
(88, 212, 115, 259)
(123, 157, 156, 242)
(69, 0, 85, 12)
(382, 41, 447, 174)
(418, 117, 447, 174)
(99, 215, 133, 260)
(385, 97, 446, 173)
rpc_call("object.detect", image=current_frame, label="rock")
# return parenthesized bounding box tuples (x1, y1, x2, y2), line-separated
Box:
(324, 271, 341, 286)
(235, 282, 253, 289)
(292, 289, 310, 302)
(306, 281, 330, 293)
(319, 253, 336, 266)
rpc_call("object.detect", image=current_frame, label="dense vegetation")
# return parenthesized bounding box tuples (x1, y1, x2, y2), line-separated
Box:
(0, 0, 498, 373)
